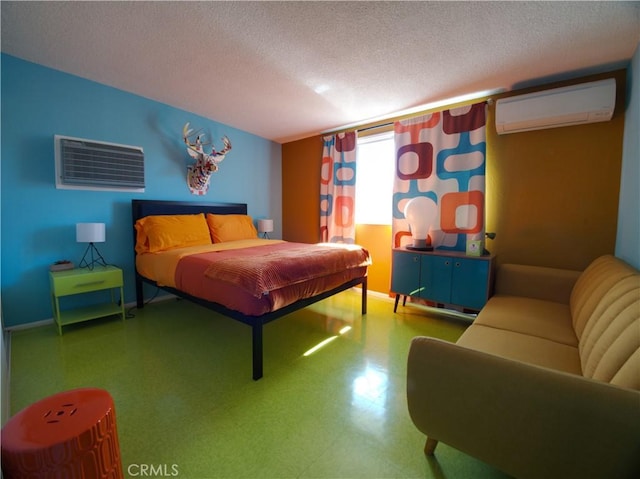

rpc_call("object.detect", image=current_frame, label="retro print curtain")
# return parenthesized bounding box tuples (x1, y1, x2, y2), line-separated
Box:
(392, 102, 487, 251)
(320, 131, 357, 243)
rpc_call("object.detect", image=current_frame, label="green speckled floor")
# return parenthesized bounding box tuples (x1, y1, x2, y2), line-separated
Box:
(8, 291, 509, 478)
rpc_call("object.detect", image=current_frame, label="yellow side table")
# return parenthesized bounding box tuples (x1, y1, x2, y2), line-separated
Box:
(50, 265, 125, 334)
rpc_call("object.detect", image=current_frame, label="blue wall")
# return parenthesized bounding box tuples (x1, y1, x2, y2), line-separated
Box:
(616, 42, 640, 270)
(1, 54, 282, 328)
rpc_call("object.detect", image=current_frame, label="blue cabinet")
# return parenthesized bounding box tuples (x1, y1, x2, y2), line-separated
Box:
(392, 248, 494, 312)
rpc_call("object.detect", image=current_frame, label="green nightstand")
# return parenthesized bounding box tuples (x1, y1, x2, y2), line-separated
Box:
(50, 265, 125, 334)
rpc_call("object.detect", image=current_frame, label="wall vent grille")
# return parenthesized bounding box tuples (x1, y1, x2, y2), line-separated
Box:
(55, 135, 145, 191)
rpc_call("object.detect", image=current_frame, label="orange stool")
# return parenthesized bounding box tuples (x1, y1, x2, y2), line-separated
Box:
(1, 388, 123, 479)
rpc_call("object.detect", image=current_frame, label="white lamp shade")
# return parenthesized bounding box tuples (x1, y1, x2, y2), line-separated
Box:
(76, 223, 106, 243)
(258, 219, 274, 234)
(404, 197, 437, 248)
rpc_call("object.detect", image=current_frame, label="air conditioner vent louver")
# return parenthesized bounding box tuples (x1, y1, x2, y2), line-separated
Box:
(55, 135, 145, 191)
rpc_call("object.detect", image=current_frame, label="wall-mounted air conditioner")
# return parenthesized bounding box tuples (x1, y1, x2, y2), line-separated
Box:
(495, 78, 616, 135)
(55, 135, 145, 192)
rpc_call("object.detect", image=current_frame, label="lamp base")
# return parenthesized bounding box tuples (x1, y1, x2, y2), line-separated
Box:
(79, 243, 107, 270)
(406, 245, 434, 251)
(407, 238, 433, 251)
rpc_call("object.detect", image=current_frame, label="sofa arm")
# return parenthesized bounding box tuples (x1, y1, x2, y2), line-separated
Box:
(407, 337, 640, 479)
(495, 263, 581, 303)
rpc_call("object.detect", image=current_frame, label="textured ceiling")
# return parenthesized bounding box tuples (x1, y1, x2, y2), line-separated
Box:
(2, 1, 639, 143)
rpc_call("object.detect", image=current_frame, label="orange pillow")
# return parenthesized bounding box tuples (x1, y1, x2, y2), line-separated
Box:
(135, 214, 211, 253)
(206, 214, 257, 243)
(135, 221, 150, 254)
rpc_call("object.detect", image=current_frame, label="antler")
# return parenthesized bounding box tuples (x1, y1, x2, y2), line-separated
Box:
(182, 122, 209, 159)
(210, 136, 232, 163)
(183, 123, 231, 161)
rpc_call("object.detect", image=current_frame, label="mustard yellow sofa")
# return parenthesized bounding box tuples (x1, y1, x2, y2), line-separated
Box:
(407, 255, 640, 479)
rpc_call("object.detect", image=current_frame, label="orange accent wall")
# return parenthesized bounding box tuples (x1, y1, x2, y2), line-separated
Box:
(282, 136, 322, 244)
(281, 70, 627, 293)
(486, 70, 626, 270)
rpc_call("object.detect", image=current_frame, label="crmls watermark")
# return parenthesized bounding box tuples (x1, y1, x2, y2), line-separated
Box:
(127, 464, 179, 477)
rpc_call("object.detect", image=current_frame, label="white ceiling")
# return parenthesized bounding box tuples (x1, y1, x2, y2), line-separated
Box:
(2, 1, 639, 143)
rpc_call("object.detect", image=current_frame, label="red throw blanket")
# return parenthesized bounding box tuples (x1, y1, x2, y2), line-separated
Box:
(202, 242, 371, 298)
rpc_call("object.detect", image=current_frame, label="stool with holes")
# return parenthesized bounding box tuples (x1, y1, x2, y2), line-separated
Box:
(1, 387, 123, 478)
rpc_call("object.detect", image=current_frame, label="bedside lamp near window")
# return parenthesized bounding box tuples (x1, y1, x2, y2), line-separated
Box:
(77, 223, 107, 270)
(258, 219, 274, 239)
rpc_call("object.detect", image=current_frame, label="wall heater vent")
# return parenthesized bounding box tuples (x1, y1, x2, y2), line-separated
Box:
(55, 135, 145, 192)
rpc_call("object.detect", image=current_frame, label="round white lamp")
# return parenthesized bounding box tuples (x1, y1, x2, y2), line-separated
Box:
(403, 197, 437, 251)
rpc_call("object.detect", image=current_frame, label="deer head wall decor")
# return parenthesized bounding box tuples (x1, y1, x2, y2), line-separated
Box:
(182, 122, 232, 195)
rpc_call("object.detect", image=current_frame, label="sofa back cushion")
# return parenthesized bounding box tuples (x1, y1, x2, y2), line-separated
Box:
(572, 256, 640, 391)
(579, 275, 640, 390)
(570, 255, 637, 338)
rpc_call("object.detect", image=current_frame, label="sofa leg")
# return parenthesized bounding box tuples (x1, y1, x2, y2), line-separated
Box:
(424, 437, 438, 455)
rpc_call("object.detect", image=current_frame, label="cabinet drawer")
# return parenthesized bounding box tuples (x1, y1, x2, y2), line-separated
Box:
(52, 268, 122, 296)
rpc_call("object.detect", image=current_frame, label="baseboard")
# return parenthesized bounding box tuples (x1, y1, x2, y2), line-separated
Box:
(4, 317, 54, 332)
(3, 294, 178, 333)
(351, 286, 395, 302)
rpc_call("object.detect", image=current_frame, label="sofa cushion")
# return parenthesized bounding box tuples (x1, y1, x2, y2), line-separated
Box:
(579, 274, 640, 390)
(570, 255, 637, 340)
(495, 264, 580, 304)
(475, 295, 578, 346)
(457, 324, 582, 375)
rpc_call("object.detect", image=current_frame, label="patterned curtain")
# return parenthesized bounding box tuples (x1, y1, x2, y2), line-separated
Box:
(392, 102, 487, 251)
(320, 131, 357, 243)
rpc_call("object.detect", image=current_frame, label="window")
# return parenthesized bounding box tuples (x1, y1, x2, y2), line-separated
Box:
(355, 130, 395, 225)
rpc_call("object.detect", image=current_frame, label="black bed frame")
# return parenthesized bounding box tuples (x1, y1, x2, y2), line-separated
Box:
(132, 199, 367, 380)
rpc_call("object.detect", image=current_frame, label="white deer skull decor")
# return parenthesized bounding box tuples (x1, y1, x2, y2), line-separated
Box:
(182, 122, 232, 195)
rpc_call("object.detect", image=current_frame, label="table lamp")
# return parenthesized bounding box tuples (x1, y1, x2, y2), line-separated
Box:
(404, 196, 436, 251)
(258, 219, 274, 239)
(77, 223, 107, 270)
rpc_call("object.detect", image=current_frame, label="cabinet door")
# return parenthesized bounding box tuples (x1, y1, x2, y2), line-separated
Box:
(450, 258, 490, 310)
(420, 255, 453, 303)
(391, 251, 421, 296)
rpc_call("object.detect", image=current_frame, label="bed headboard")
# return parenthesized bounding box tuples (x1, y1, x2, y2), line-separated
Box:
(131, 199, 248, 250)
(132, 199, 247, 221)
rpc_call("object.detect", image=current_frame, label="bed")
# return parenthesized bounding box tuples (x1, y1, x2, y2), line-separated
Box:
(132, 199, 371, 380)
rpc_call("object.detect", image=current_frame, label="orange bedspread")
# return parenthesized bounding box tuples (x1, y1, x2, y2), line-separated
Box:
(135, 239, 275, 288)
(202, 242, 371, 298)
(138, 240, 371, 316)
